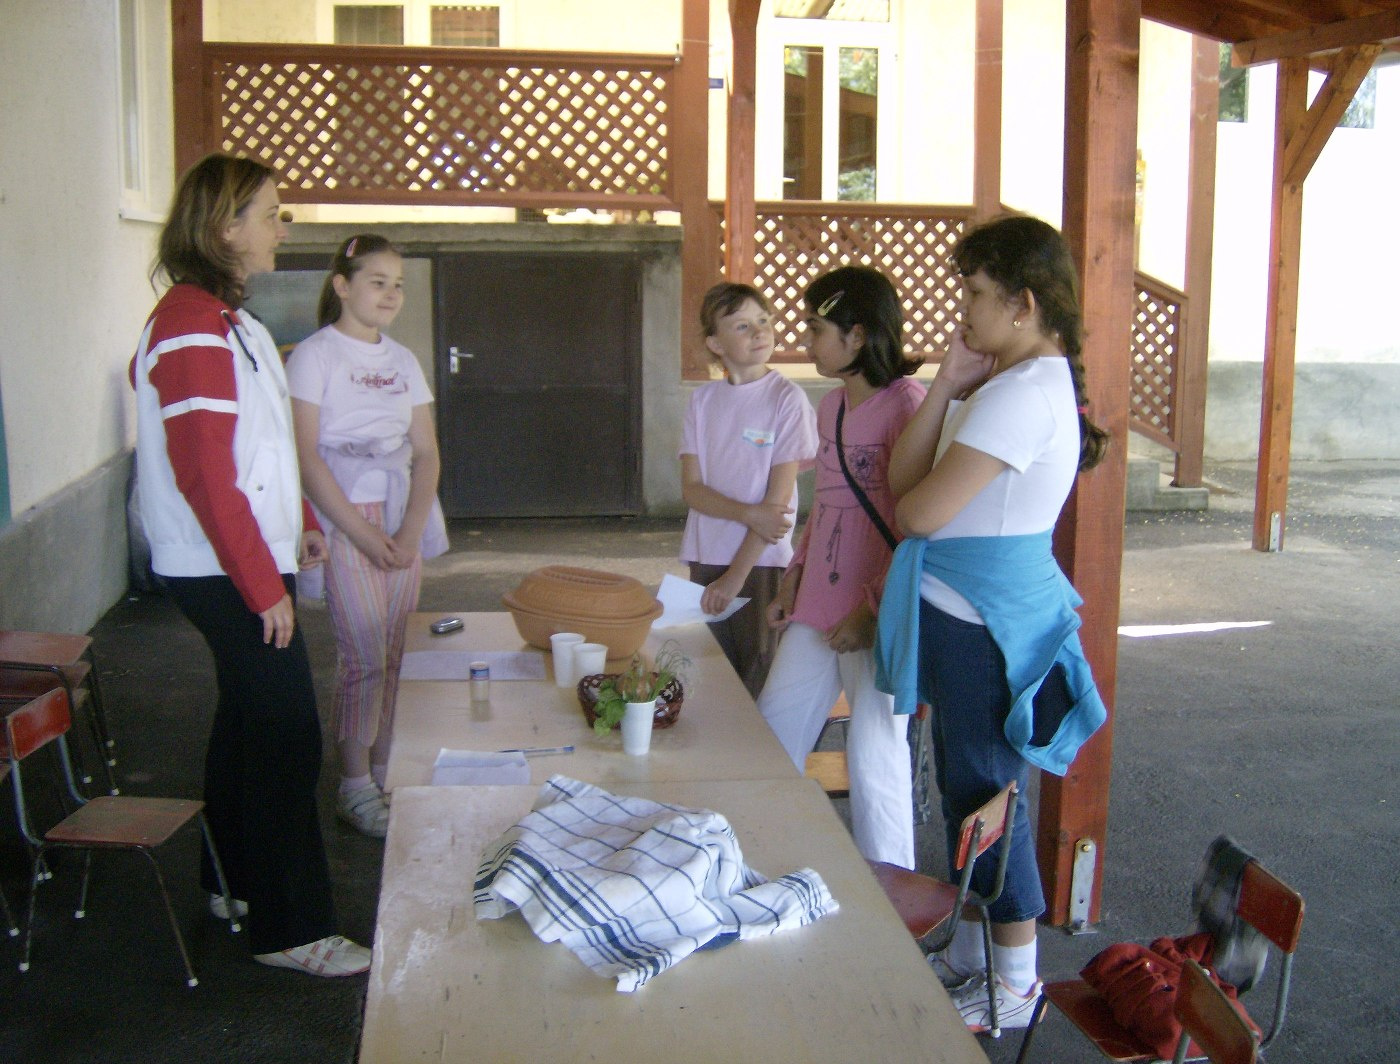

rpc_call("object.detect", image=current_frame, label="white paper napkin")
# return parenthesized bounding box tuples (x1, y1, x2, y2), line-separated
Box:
(430, 749, 530, 786)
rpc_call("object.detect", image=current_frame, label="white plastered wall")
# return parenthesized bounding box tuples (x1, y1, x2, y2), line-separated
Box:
(0, 0, 173, 515)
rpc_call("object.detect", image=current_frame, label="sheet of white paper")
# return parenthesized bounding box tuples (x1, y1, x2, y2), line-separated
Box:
(430, 749, 530, 786)
(1117, 621, 1271, 638)
(653, 573, 749, 628)
(400, 650, 547, 681)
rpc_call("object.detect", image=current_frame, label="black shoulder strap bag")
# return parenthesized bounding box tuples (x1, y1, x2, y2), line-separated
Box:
(834, 396, 898, 552)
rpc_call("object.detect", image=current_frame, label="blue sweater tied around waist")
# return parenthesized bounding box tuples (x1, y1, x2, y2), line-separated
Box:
(874, 532, 1106, 776)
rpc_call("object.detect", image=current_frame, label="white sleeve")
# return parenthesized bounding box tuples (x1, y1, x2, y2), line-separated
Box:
(284, 335, 327, 405)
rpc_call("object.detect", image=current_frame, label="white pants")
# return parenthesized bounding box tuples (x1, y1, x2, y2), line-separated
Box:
(758, 622, 915, 868)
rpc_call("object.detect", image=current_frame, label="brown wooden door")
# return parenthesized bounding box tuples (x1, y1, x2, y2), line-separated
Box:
(434, 252, 642, 518)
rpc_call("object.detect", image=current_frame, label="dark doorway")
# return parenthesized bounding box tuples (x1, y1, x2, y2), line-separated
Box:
(435, 252, 643, 518)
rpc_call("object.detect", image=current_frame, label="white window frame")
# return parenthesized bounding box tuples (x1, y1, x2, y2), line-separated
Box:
(315, 1, 515, 46)
(116, 0, 162, 220)
(755, 10, 899, 202)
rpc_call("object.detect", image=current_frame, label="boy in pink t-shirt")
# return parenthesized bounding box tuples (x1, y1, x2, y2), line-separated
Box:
(679, 283, 818, 697)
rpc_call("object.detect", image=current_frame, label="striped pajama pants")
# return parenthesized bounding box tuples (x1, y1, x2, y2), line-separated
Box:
(324, 502, 422, 747)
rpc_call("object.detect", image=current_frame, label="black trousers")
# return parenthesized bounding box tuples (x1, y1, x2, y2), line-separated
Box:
(161, 574, 337, 953)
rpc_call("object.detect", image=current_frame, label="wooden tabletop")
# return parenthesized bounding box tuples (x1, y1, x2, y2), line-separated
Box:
(359, 779, 989, 1064)
(0, 629, 90, 667)
(385, 613, 800, 790)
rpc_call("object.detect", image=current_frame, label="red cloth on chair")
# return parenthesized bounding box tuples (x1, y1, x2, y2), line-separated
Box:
(1080, 932, 1260, 1060)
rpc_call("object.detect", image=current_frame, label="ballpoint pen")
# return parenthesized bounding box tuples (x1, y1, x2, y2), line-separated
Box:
(499, 745, 575, 757)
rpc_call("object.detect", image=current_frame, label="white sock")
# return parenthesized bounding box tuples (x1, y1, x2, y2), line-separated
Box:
(340, 773, 373, 795)
(945, 919, 986, 976)
(992, 939, 1039, 996)
(370, 763, 388, 790)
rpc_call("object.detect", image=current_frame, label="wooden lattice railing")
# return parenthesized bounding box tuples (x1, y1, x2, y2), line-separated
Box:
(717, 202, 1185, 455)
(202, 43, 678, 208)
(1130, 272, 1184, 453)
(715, 202, 977, 363)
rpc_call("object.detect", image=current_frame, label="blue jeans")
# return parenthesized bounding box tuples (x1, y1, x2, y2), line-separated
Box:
(919, 599, 1045, 924)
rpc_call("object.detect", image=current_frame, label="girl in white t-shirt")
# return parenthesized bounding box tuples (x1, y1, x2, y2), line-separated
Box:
(287, 234, 445, 838)
(679, 283, 818, 698)
(886, 214, 1109, 1034)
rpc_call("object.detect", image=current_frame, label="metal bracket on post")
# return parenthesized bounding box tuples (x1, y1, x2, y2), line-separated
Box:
(1067, 837, 1098, 934)
(1268, 511, 1283, 551)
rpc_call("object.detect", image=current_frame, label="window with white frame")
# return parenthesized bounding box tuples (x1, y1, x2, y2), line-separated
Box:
(320, 1, 507, 46)
(117, 0, 169, 217)
(758, 5, 896, 201)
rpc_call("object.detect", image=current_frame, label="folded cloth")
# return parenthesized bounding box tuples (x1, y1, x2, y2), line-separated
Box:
(474, 775, 839, 992)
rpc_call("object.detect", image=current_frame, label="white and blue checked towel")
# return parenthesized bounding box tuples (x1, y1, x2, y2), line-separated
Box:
(474, 775, 839, 992)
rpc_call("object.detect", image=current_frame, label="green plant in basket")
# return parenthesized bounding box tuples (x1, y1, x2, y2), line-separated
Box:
(590, 640, 691, 735)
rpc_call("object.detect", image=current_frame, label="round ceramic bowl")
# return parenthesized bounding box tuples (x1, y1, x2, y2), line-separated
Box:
(507, 565, 658, 621)
(501, 596, 663, 660)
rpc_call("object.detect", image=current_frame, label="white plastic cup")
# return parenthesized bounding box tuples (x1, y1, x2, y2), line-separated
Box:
(621, 701, 655, 755)
(549, 632, 585, 688)
(572, 642, 609, 682)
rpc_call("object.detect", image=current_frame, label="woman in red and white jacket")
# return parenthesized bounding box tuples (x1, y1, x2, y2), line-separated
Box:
(130, 154, 370, 977)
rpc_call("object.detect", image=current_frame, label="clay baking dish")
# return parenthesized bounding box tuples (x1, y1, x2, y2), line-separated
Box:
(507, 565, 659, 619)
(501, 566, 663, 659)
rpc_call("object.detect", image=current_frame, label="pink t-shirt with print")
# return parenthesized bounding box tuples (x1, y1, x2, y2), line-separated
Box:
(789, 376, 925, 632)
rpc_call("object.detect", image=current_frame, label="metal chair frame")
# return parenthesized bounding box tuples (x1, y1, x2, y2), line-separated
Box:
(867, 779, 1019, 1035)
(1015, 853, 1304, 1063)
(4, 687, 239, 987)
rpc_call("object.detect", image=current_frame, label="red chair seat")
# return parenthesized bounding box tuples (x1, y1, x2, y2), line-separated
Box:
(47, 797, 205, 849)
(1042, 979, 1156, 1061)
(867, 860, 960, 939)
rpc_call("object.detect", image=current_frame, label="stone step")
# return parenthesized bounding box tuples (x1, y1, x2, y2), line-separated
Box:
(1126, 457, 1210, 512)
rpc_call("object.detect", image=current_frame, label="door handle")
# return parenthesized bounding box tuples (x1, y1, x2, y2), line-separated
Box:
(449, 346, 475, 374)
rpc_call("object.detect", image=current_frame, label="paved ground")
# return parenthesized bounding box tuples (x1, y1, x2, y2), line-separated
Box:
(0, 460, 1395, 1063)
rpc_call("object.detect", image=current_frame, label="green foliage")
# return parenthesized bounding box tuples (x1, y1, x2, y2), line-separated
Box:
(590, 640, 691, 736)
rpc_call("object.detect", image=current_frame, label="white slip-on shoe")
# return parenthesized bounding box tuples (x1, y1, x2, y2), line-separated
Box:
(952, 975, 1043, 1035)
(254, 935, 371, 977)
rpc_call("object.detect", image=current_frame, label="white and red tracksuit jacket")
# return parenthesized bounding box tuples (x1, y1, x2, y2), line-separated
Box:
(130, 283, 318, 615)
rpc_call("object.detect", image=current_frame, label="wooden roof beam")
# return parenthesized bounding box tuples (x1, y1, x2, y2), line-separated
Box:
(1283, 43, 1384, 185)
(1232, 9, 1400, 64)
(1141, 0, 1307, 43)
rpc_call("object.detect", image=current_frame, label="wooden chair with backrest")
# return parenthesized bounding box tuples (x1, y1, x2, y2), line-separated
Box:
(0, 628, 119, 795)
(1171, 959, 1258, 1064)
(1014, 854, 1305, 1063)
(867, 780, 1019, 1035)
(4, 687, 239, 987)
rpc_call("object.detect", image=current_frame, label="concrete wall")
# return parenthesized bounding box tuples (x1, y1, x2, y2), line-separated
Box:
(0, 0, 172, 632)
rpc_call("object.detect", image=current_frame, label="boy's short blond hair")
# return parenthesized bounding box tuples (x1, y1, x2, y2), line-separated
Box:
(699, 283, 773, 364)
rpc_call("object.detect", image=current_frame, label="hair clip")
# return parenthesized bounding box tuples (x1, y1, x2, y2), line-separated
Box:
(1077, 404, 1089, 414)
(816, 290, 844, 317)
(345, 237, 358, 258)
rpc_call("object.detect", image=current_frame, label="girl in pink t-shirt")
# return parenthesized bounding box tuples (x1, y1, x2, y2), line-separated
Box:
(287, 234, 445, 838)
(757, 265, 925, 868)
(679, 283, 818, 697)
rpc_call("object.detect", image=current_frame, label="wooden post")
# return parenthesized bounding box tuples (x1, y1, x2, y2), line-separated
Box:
(1043, 0, 1138, 928)
(1253, 45, 1378, 550)
(972, 0, 1003, 219)
(170, 0, 207, 175)
(725, 0, 762, 283)
(677, 0, 717, 380)
(1173, 36, 1219, 489)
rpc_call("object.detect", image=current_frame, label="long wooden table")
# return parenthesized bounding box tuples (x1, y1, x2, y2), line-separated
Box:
(359, 779, 989, 1064)
(385, 612, 800, 790)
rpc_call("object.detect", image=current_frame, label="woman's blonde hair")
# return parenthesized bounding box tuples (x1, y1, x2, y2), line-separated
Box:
(153, 154, 276, 307)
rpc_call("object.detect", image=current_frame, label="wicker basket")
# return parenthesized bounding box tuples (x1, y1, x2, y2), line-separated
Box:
(576, 673, 684, 731)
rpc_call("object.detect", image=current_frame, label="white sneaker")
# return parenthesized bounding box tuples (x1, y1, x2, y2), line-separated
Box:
(927, 950, 979, 992)
(254, 935, 371, 977)
(951, 975, 1043, 1035)
(337, 783, 390, 837)
(209, 893, 249, 920)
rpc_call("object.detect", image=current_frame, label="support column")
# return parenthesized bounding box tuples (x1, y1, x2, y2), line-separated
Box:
(1042, 0, 1138, 928)
(1173, 36, 1219, 489)
(972, 0, 1004, 219)
(171, 0, 207, 174)
(725, 0, 761, 283)
(678, 0, 718, 379)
